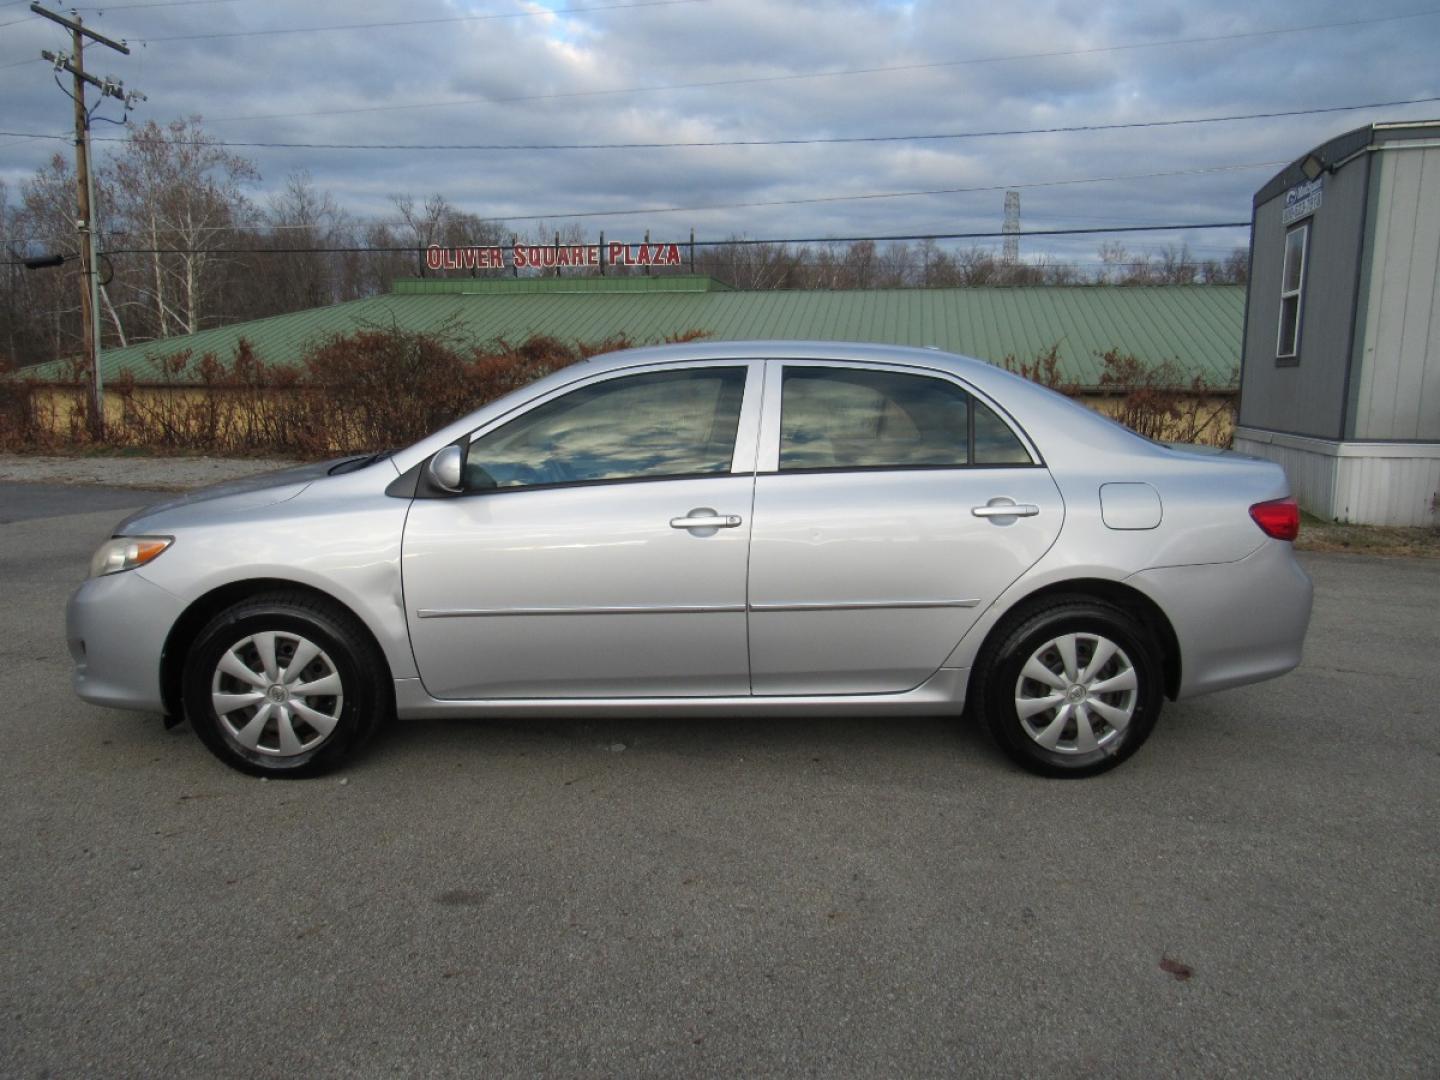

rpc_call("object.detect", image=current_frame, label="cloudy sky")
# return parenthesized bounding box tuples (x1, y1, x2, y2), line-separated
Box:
(1, 0, 1437, 268)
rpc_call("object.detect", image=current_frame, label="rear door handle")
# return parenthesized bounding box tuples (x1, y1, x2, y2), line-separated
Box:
(972, 502, 1039, 518)
(670, 508, 743, 529)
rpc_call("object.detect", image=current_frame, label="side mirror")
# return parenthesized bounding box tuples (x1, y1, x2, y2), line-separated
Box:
(427, 445, 464, 493)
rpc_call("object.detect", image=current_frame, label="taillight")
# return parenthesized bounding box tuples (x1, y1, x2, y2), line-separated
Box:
(1249, 497, 1300, 541)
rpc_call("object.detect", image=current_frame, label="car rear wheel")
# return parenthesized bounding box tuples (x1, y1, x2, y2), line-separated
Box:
(976, 597, 1163, 778)
(182, 591, 390, 777)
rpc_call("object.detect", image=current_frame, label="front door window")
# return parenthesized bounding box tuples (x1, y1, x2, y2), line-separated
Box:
(466, 367, 747, 490)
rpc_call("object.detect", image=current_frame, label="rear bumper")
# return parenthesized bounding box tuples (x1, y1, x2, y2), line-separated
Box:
(66, 571, 184, 713)
(1131, 540, 1313, 699)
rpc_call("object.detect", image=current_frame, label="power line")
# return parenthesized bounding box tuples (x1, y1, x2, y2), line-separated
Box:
(7, 235, 1251, 258)
(0, 0, 236, 16)
(679, 224, 1253, 248)
(0, 126, 68, 151)
(1, 0, 221, 5)
(0, 161, 1284, 238)
(3, 221, 1255, 264)
(7, 251, 1242, 270)
(78, 223, 1250, 261)
(468, 162, 1285, 222)
(4, 95, 1433, 151)
(64, 1, 243, 9)
(0, 0, 701, 39)
(196, 9, 1440, 123)
(133, 0, 706, 43)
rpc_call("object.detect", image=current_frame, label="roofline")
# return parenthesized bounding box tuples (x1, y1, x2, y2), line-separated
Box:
(1373, 119, 1440, 133)
(18, 374, 1237, 396)
(582, 339, 969, 367)
(1254, 119, 1440, 207)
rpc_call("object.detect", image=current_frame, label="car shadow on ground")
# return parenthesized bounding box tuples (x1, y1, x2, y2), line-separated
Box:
(352, 709, 1012, 773)
(110, 695, 1222, 783)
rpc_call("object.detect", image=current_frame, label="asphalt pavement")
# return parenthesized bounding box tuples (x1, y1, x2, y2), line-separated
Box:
(0, 483, 1436, 1078)
(0, 482, 171, 524)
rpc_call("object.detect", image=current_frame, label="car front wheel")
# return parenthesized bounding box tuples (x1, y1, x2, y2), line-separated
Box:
(976, 597, 1163, 778)
(182, 591, 390, 777)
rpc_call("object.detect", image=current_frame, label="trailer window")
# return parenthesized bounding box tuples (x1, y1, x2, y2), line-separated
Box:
(1277, 224, 1308, 361)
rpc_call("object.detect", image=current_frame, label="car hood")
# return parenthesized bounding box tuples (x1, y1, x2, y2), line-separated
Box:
(112, 458, 348, 534)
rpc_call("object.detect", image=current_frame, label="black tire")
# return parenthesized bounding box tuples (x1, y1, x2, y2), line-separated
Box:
(182, 590, 391, 778)
(973, 597, 1163, 778)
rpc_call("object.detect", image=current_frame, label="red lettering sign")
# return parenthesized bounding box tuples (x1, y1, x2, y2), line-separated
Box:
(426, 241, 684, 272)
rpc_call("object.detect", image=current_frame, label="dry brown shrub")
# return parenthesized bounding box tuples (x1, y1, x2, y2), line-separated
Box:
(3, 327, 708, 456)
(302, 320, 473, 453)
(1002, 343, 1235, 447)
(1093, 349, 1236, 446)
(0, 355, 86, 450)
(1001, 343, 1077, 394)
(0, 356, 44, 450)
(106, 339, 314, 455)
(471, 334, 606, 406)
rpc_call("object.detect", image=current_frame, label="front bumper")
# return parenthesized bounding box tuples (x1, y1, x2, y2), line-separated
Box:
(1131, 539, 1314, 699)
(66, 571, 186, 713)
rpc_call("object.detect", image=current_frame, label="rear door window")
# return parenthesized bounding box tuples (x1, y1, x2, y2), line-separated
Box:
(779, 366, 1031, 470)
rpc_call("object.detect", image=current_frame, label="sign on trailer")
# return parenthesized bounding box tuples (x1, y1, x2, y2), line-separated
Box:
(1281, 178, 1323, 225)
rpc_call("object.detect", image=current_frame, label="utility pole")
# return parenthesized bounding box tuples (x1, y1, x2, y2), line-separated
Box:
(32, 2, 141, 438)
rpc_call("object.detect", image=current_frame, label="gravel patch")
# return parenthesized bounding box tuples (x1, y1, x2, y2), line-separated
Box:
(1297, 512, 1440, 560)
(0, 454, 302, 492)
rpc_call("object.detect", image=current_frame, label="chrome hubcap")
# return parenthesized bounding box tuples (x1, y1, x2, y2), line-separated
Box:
(210, 631, 343, 757)
(1014, 632, 1138, 754)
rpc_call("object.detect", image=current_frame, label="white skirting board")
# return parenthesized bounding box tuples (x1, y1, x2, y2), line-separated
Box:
(1233, 428, 1440, 526)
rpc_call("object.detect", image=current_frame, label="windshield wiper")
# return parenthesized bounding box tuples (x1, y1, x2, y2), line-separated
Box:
(328, 449, 395, 476)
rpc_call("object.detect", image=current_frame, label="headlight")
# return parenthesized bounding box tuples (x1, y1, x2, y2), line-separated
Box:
(89, 536, 174, 578)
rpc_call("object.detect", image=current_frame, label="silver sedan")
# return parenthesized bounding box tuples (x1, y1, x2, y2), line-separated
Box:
(67, 341, 1313, 778)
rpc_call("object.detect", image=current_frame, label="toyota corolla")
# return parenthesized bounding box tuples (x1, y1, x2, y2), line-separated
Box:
(67, 341, 1313, 778)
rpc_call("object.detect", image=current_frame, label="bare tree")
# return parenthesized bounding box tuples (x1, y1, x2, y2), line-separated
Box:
(697, 237, 805, 290)
(1201, 246, 1249, 285)
(16, 156, 85, 360)
(875, 241, 914, 287)
(1155, 243, 1198, 285)
(236, 171, 356, 316)
(953, 245, 1000, 285)
(106, 118, 259, 339)
(372, 193, 507, 280)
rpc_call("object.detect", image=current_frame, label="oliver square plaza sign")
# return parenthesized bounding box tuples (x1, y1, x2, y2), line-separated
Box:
(426, 241, 685, 272)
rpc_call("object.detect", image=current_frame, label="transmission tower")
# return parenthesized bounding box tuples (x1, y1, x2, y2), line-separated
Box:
(1002, 190, 1020, 264)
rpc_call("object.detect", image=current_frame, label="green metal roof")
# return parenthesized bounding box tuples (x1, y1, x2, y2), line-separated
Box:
(393, 274, 731, 295)
(28, 278, 1244, 389)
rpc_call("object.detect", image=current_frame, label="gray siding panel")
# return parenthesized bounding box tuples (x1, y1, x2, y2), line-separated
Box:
(1338, 453, 1440, 524)
(1353, 145, 1440, 440)
(1234, 427, 1440, 525)
(1239, 156, 1368, 437)
(1424, 250, 1440, 438)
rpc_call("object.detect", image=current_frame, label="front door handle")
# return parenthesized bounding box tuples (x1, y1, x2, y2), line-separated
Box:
(972, 501, 1040, 518)
(670, 508, 743, 530)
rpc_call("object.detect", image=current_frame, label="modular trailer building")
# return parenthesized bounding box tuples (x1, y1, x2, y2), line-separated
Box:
(1234, 121, 1440, 525)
